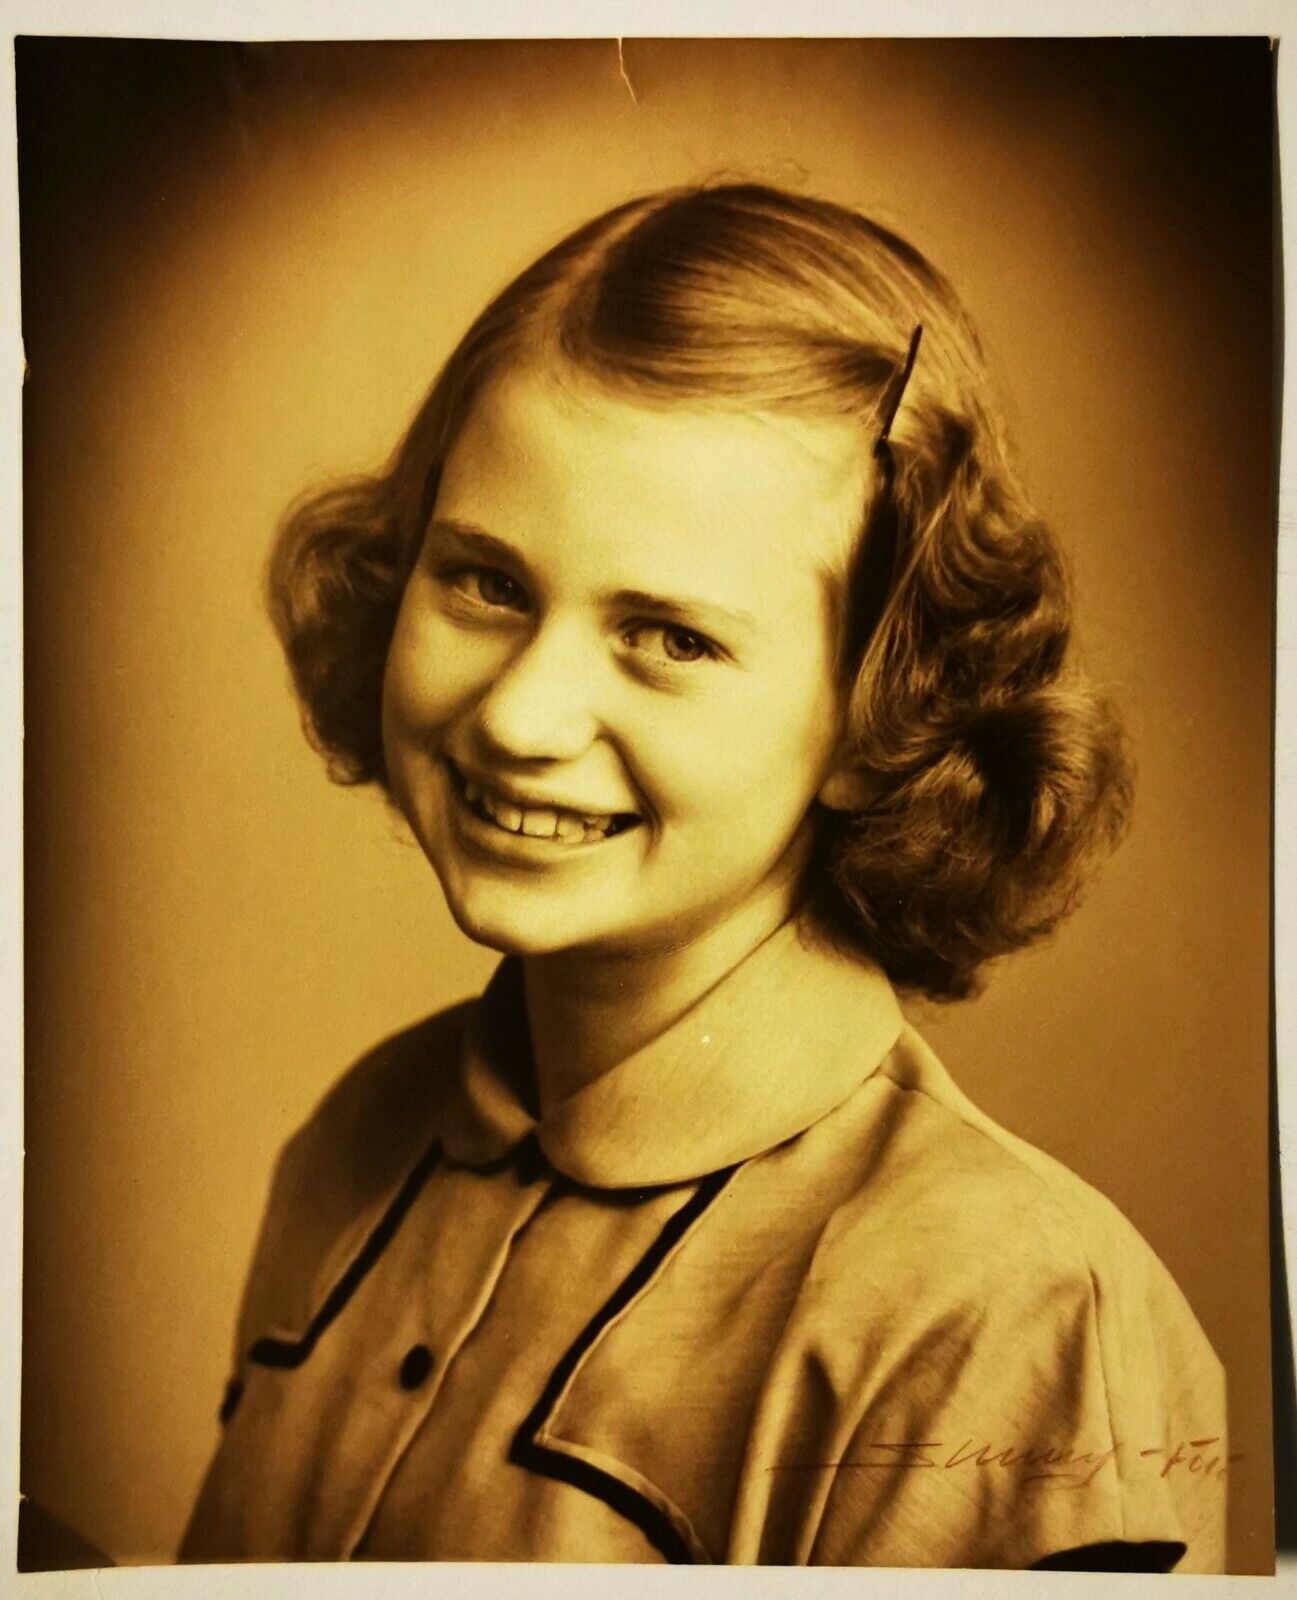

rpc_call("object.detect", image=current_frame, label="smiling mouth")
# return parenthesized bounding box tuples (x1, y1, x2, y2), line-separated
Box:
(445, 761, 641, 846)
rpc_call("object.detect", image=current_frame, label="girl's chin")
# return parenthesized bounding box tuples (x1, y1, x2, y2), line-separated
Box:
(425, 818, 647, 958)
(437, 889, 727, 967)
(435, 877, 693, 963)
(436, 886, 614, 959)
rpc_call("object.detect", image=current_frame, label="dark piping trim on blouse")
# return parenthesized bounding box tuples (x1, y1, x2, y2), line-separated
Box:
(224, 1135, 735, 1565)
(243, 1139, 445, 1375)
(509, 1164, 739, 1563)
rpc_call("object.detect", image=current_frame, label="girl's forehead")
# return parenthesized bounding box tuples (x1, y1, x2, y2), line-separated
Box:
(439, 366, 877, 588)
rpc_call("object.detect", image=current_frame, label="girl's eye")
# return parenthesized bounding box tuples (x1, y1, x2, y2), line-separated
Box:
(625, 623, 716, 665)
(447, 567, 528, 611)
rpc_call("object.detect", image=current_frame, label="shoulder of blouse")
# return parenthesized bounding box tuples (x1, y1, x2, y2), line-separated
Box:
(769, 1027, 1227, 1572)
(782, 1019, 1224, 1394)
(229, 998, 475, 1360)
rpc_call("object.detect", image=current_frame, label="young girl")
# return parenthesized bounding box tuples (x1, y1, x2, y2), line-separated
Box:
(179, 183, 1226, 1571)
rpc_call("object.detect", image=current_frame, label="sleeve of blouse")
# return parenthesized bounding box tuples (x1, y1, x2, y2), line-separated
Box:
(800, 1247, 1228, 1572)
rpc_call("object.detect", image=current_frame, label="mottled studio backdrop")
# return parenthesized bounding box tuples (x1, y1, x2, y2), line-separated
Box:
(19, 37, 1275, 1570)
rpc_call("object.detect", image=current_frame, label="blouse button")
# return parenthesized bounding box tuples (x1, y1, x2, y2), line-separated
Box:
(398, 1343, 434, 1390)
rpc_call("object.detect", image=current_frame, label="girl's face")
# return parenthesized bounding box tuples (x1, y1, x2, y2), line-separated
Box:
(381, 366, 873, 962)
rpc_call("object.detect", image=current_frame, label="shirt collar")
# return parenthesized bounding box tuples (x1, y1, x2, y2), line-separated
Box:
(438, 917, 905, 1190)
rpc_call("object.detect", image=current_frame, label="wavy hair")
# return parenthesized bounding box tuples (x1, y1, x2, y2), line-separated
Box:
(268, 182, 1132, 1000)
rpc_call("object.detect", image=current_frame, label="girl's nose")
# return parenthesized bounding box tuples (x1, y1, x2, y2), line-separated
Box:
(470, 619, 601, 764)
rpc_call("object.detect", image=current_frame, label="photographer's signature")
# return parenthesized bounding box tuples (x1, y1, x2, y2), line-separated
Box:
(770, 1438, 1243, 1490)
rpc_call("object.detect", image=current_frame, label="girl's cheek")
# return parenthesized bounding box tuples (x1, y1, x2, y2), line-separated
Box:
(389, 619, 522, 739)
(383, 612, 458, 745)
(381, 622, 431, 728)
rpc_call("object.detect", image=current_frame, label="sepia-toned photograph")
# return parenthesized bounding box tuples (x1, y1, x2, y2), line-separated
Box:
(16, 27, 1282, 1580)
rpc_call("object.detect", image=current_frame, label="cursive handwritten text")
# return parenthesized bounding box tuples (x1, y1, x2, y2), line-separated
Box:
(768, 1438, 1243, 1490)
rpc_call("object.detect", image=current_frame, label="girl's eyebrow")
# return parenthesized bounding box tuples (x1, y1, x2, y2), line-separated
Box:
(610, 588, 758, 642)
(423, 518, 526, 569)
(426, 518, 757, 641)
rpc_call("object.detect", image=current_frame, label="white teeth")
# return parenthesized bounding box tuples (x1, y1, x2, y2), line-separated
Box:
(521, 808, 557, 838)
(458, 766, 629, 844)
(495, 801, 524, 832)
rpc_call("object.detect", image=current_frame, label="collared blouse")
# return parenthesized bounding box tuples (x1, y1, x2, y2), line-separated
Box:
(179, 920, 1227, 1570)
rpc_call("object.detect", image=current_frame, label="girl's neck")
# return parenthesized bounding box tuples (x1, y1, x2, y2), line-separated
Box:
(522, 889, 796, 1109)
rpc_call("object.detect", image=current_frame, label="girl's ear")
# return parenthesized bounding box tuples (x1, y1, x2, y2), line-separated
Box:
(817, 765, 872, 813)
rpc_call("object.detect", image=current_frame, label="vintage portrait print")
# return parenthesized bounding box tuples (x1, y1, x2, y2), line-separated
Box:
(18, 33, 1278, 1578)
